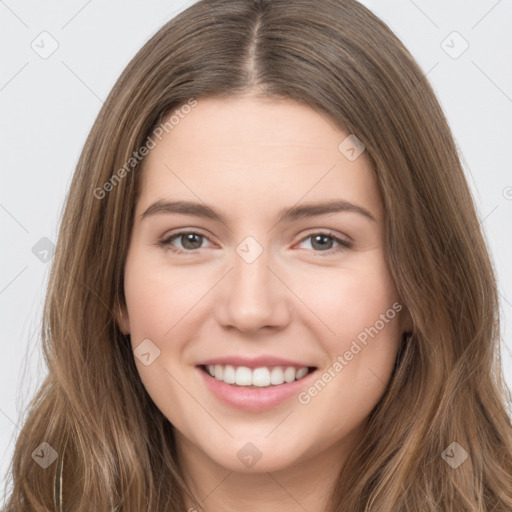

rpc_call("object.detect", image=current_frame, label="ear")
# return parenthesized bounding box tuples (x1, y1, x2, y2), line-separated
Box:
(115, 301, 131, 335)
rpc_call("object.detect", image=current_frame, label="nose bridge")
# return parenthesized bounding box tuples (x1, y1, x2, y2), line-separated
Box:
(216, 236, 291, 332)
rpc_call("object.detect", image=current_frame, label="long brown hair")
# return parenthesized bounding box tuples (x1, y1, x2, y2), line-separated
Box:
(3, 0, 512, 510)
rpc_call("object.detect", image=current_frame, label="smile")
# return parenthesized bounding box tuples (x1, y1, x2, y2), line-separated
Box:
(200, 364, 315, 387)
(197, 364, 318, 411)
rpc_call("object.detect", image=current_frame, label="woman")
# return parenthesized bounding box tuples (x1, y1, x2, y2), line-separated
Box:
(3, 0, 512, 510)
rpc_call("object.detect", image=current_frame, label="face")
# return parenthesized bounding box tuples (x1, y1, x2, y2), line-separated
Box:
(120, 95, 409, 474)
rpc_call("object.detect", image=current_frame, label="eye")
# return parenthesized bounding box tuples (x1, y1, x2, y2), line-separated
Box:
(158, 229, 352, 256)
(158, 231, 213, 254)
(296, 231, 352, 255)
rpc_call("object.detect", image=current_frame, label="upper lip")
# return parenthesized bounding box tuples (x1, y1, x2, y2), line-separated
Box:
(196, 355, 316, 369)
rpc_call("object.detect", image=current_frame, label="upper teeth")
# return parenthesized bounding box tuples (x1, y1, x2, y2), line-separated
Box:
(206, 364, 310, 387)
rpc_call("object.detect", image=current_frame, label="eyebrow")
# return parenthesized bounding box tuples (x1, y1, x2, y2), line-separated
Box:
(140, 199, 376, 224)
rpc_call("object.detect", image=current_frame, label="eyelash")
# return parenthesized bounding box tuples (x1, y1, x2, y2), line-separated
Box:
(157, 230, 352, 256)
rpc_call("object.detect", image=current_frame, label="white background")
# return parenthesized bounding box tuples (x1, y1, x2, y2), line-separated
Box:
(1, 0, 511, 495)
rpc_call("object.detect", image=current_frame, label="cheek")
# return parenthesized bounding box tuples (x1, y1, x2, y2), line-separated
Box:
(295, 255, 402, 406)
(122, 251, 191, 410)
(123, 249, 202, 336)
(295, 259, 401, 435)
(292, 254, 400, 345)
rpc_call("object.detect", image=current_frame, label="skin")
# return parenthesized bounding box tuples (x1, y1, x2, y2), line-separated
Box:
(119, 95, 412, 512)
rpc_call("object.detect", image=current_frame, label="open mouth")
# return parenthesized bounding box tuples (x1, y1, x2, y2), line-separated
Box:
(198, 364, 317, 388)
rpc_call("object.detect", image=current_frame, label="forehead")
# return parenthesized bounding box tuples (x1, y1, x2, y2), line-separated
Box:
(137, 96, 382, 221)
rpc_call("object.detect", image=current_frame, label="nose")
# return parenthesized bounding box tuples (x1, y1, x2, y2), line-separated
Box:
(214, 244, 292, 334)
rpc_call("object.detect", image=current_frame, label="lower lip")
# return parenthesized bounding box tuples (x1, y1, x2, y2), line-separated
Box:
(197, 366, 316, 411)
